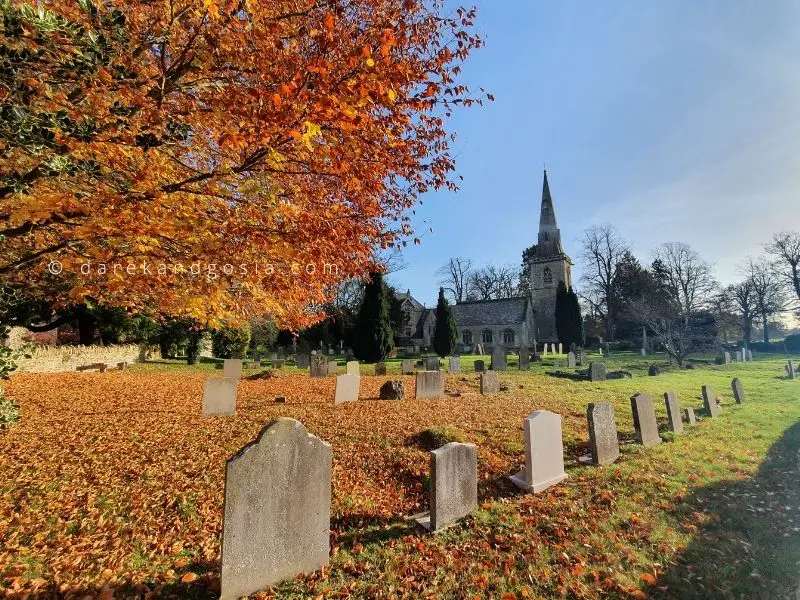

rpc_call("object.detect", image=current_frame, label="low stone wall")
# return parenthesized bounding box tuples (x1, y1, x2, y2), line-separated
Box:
(15, 344, 160, 373)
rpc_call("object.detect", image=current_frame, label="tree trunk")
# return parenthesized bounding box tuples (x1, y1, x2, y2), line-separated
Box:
(762, 315, 769, 343)
(743, 317, 752, 344)
(76, 310, 96, 345)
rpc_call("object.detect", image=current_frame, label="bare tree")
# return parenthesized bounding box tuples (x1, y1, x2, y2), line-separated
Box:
(743, 257, 787, 343)
(629, 293, 694, 366)
(436, 257, 472, 303)
(709, 287, 740, 343)
(766, 231, 800, 303)
(729, 280, 758, 345)
(466, 264, 519, 301)
(651, 242, 717, 323)
(579, 224, 630, 340)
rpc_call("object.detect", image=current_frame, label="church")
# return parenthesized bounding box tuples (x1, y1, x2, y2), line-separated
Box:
(398, 170, 572, 351)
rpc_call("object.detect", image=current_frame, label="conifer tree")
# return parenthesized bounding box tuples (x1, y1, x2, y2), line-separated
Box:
(433, 287, 458, 357)
(353, 272, 394, 362)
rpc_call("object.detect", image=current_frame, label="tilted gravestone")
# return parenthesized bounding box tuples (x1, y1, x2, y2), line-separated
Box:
(220, 418, 331, 600)
(414, 442, 478, 532)
(448, 356, 461, 373)
(731, 378, 746, 403)
(379, 380, 405, 400)
(425, 357, 441, 371)
(518, 347, 530, 371)
(296, 354, 310, 369)
(327, 361, 338, 375)
(491, 346, 506, 371)
(786, 361, 795, 380)
(346, 361, 360, 376)
(334, 374, 360, 405)
(480, 371, 500, 394)
(589, 362, 607, 382)
(223, 359, 243, 379)
(683, 407, 697, 425)
(401, 359, 415, 375)
(415, 371, 445, 399)
(702, 385, 719, 417)
(203, 378, 237, 416)
(630, 393, 661, 447)
(567, 352, 576, 368)
(374, 362, 387, 376)
(587, 401, 620, 465)
(310, 356, 327, 378)
(663, 391, 683, 434)
(510, 410, 568, 493)
(474, 359, 486, 372)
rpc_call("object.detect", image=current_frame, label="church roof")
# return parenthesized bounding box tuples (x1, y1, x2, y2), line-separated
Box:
(453, 297, 530, 327)
(395, 290, 424, 311)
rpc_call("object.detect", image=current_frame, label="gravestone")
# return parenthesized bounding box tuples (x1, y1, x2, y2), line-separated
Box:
(589, 362, 607, 382)
(519, 347, 530, 371)
(598, 347, 603, 357)
(327, 361, 338, 375)
(203, 378, 237, 416)
(735, 350, 743, 362)
(415, 442, 478, 532)
(746, 349, 753, 361)
(787, 361, 796, 380)
(272, 359, 285, 369)
(401, 359, 415, 375)
(379, 380, 405, 400)
(724, 351, 731, 365)
(270, 352, 278, 361)
(558, 343, 563, 355)
(334, 374, 360, 405)
(310, 356, 327, 378)
(415, 371, 445, 399)
(702, 385, 719, 417)
(567, 352, 576, 368)
(663, 391, 683, 434)
(630, 393, 661, 447)
(220, 418, 331, 600)
(425, 357, 440, 371)
(648, 365, 660, 376)
(491, 347, 506, 371)
(296, 354, 310, 369)
(683, 407, 696, 425)
(374, 362, 387, 376)
(346, 361, 360, 376)
(640, 348, 647, 356)
(542, 343, 548, 356)
(480, 371, 500, 394)
(510, 411, 568, 493)
(474, 360, 485, 372)
(223, 359, 243, 379)
(448, 356, 461, 373)
(587, 401, 620, 465)
(731, 377, 746, 404)
(577, 349, 585, 367)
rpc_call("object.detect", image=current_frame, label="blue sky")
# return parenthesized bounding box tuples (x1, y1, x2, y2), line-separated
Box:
(389, 0, 800, 305)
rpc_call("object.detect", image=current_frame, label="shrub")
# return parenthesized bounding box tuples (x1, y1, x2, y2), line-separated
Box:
(584, 335, 602, 349)
(750, 341, 785, 353)
(783, 334, 800, 353)
(211, 324, 251, 358)
(0, 391, 20, 430)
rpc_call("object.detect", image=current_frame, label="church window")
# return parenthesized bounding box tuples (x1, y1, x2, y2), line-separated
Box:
(543, 267, 553, 286)
(503, 329, 515, 344)
(462, 330, 472, 344)
(482, 330, 493, 343)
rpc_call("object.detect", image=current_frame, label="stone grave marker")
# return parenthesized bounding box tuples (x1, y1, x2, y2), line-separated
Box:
(787, 361, 795, 380)
(203, 378, 237, 416)
(401, 359, 415, 375)
(491, 346, 506, 371)
(272, 359, 285, 369)
(702, 385, 719, 417)
(334, 374, 360, 405)
(415, 371, 445, 399)
(542, 343, 548, 356)
(425, 357, 440, 371)
(310, 356, 327, 378)
(327, 361, 338, 375)
(746, 349, 753, 361)
(374, 362, 387, 376)
(558, 343, 563, 355)
(567, 352, 576, 368)
(518, 346, 530, 371)
(724, 351, 731, 365)
(220, 418, 331, 600)
(448, 356, 461, 373)
(379, 380, 405, 400)
(480, 371, 500, 394)
(731, 378, 746, 403)
(346, 361, 360, 376)
(735, 350, 743, 362)
(589, 362, 607, 382)
(586, 401, 620, 465)
(510, 411, 567, 493)
(630, 393, 661, 447)
(414, 442, 478, 532)
(598, 347, 603, 357)
(640, 348, 647, 356)
(296, 354, 310, 369)
(474, 360, 485, 372)
(663, 391, 683, 434)
(683, 407, 696, 425)
(577, 349, 585, 367)
(223, 359, 243, 379)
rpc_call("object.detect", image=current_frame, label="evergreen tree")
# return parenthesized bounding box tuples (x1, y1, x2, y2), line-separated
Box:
(556, 282, 585, 347)
(353, 272, 394, 362)
(433, 287, 458, 357)
(568, 286, 585, 347)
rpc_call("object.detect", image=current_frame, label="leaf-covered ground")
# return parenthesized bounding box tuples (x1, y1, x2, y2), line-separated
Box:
(1, 353, 799, 599)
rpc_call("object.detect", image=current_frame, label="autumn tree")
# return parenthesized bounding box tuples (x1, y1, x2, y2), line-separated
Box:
(432, 287, 457, 357)
(352, 272, 393, 362)
(0, 0, 486, 331)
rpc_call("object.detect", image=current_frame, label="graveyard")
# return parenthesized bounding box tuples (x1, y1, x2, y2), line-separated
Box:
(1, 352, 798, 598)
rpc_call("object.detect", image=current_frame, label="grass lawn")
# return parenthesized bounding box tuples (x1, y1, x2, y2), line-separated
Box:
(1, 352, 798, 598)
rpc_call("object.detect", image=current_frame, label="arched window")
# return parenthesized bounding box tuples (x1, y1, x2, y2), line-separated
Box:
(482, 330, 493, 343)
(543, 267, 553, 286)
(503, 329, 515, 344)
(462, 330, 472, 344)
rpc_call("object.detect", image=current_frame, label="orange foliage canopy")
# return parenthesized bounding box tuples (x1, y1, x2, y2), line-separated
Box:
(0, 0, 485, 328)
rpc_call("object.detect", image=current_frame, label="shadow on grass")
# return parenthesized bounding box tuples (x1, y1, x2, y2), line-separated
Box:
(648, 420, 800, 600)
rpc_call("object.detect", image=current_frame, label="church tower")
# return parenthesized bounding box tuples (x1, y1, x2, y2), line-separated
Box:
(527, 170, 572, 342)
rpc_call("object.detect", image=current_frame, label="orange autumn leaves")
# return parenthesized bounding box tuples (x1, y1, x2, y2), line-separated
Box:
(0, 0, 486, 328)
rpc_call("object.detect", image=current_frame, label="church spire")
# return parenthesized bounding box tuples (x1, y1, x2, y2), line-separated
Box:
(537, 169, 563, 256)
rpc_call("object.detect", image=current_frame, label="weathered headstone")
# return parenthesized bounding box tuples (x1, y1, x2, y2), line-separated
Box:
(334, 374, 360, 405)
(310, 356, 327, 378)
(327, 361, 338, 375)
(474, 359, 485, 372)
(542, 343, 548, 356)
(203, 378, 237, 416)
(567, 352, 576, 368)
(510, 411, 568, 493)
(786, 361, 796, 380)
(731, 377, 746, 404)
(702, 385, 719, 417)
(598, 347, 603, 357)
(425, 357, 440, 371)
(491, 346, 506, 371)
(379, 380, 405, 400)
(220, 418, 331, 600)
(272, 359, 285, 369)
(558, 343, 563, 355)
(415, 371, 445, 399)
(746, 349, 753, 361)
(448, 356, 461, 373)
(735, 350, 743, 362)
(683, 407, 696, 425)
(663, 391, 683, 434)
(374, 362, 387, 376)
(223, 359, 243, 379)
(724, 351, 731, 365)
(577, 349, 585, 367)
(519, 346, 530, 371)
(587, 402, 620, 465)
(346, 360, 360, 376)
(401, 359, 415, 375)
(480, 371, 500, 394)
(640, 348, 647, 357)
(296, 354, 310, 369)
(414, 442, 478, 532)
(589, 362, 607, 382)
(648, 365, 660, 376)
(630, 393, 661, 447)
